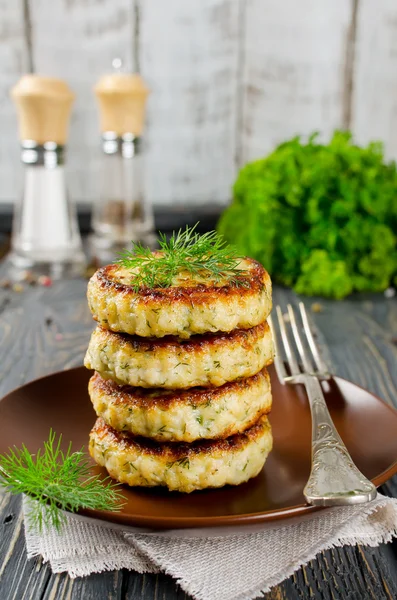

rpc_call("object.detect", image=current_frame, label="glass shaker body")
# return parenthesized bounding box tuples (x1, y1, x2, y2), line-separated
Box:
(91, 133, 155, 263)
(9, 141, 86, 278)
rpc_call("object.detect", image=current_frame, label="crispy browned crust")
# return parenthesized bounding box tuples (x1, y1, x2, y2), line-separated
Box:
(94, 258, 269, 303)
(90, 415, 270, 459)
(96, 320, 270, 354)
(89, 368, 271, 411)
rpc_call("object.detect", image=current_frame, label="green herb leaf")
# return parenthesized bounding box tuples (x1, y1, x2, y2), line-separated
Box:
(218, 131, 397, 299)
(0, 431, 123, 532)
(118, 223, 249, 291)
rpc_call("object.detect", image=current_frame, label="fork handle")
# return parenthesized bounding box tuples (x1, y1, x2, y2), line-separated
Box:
(302, 375, 377, 506)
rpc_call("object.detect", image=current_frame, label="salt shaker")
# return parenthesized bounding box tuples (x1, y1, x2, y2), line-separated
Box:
(9, 75, 85, 279)
(90, 67, 155, 263)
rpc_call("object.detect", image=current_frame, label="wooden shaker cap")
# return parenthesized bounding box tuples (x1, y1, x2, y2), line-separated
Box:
(94, 73, 149, 136)
(11, 75, 74, 145)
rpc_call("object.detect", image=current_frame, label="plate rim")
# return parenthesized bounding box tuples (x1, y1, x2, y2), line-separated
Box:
(1, 365, 397, 529)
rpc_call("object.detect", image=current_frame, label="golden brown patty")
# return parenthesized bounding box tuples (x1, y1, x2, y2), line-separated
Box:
(89, 369, 272, 442)
(89, 416, 272, 493)
(84, 322, 274, 389)
(87, 258, 272, 338)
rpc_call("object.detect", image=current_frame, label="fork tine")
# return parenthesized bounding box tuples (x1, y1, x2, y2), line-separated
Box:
(275, 306, 300, 376)
(287, 304, 314, 373)
(268, 315, 288, 384)
(299, 302, 329, 373)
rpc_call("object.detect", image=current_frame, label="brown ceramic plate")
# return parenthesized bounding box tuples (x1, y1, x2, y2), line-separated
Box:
(0, 366, 397, 531)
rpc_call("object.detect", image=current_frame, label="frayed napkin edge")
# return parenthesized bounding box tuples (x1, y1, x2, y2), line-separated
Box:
(24, 526, 158, 579)
(131, 496, 397, 600)
(23, 509, 157, 578)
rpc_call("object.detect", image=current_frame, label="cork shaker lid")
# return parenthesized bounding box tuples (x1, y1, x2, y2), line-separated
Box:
(94, 73, 149, 136)
(11, 75, 75, 145)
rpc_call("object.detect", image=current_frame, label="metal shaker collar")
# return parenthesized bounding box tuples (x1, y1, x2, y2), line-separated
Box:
(101, 132, 142, 158)
(21, 140, 65, 167)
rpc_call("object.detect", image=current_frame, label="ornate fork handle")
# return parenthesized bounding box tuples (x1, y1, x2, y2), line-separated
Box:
(302, 375, 377, 506)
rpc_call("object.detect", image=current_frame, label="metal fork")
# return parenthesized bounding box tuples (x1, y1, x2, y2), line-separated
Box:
(269, 302, 377, 507)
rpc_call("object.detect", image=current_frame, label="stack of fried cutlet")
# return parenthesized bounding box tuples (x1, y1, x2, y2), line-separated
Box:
(84, 253, 274, 493)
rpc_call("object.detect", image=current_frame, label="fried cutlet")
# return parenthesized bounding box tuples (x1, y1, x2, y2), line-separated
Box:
(88, 368, 272, 442)
(89, 415, 272, 493)
(84, 322, 274, 389)
(87, 258, 272, 339)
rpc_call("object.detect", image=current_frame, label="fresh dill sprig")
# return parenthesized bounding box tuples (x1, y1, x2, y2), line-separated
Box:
(118, 223, 248, 291)
(0, 431, 123, 532)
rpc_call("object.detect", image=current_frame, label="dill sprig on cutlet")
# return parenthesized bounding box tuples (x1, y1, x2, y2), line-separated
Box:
(117, 223, 248, 291)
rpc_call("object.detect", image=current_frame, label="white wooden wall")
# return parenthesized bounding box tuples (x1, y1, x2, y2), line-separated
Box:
(0, 0, 396, 207)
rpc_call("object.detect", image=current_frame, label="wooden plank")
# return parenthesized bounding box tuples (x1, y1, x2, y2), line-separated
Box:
(0, 1, 30, 203)
(123, 572, 189, 599)
(140, 0, 240, 205)
(239, 0, 352, 166)
(28, 0, 136, 204)
(28, 0, 241, 207)
(0, 279, 93, 397)
(351, 0, 397, 159)
(41, 571, 123, 600)
(0, 494, 53, 600)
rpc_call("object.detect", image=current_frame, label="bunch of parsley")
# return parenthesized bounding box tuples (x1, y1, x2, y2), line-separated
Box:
(218, 131, 397, 299)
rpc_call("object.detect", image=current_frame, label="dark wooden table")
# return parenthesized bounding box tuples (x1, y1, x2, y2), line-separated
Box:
(0, 277, 396, 600)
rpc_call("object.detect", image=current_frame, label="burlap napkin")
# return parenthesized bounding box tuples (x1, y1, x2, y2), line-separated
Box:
(23, 494, 397, 600)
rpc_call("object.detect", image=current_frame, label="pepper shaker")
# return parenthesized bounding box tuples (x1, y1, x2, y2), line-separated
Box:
(90, 67, 155, 263)
(9, 75, 85, 279)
